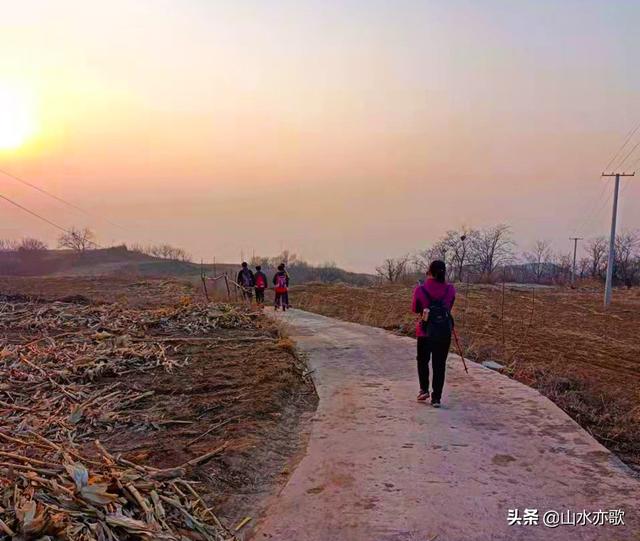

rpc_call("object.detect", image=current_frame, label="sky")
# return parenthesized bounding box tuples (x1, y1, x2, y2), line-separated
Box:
(0, 0, 639, 272)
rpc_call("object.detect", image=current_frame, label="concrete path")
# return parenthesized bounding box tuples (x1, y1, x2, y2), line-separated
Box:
(252, 309, 639, 541)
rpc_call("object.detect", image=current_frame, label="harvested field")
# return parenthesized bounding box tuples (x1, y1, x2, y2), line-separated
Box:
(0, 277, 317, 540)
(0, 277, 194, 309)
(293, 282, 640, 470)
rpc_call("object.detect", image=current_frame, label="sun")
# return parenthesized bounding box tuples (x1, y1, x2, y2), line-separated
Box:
(0, 84, 36, 151)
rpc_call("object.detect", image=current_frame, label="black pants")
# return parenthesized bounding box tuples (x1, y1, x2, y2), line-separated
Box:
(417, 336, 451, 400)
(255, 288, 265, 304)
(274, 291, 289, 309)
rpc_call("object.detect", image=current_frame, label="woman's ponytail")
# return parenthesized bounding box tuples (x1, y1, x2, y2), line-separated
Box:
(428, 260, 446, 283)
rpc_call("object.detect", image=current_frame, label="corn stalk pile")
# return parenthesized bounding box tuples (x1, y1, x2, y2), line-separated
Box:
(0, 298, 257, 540)
(0, 298, 256, 336)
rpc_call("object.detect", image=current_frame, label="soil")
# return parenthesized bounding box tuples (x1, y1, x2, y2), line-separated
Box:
(84, 330, 317, 529)
(0, 276, 318, 533)
(291, 281, 640, 470)
(0, 276, 196, 308)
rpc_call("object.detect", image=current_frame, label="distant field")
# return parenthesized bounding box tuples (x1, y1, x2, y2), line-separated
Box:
(292, 282, 640, 470)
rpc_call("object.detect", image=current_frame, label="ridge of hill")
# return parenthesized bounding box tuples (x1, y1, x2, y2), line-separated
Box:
(0, 246, 375, 285)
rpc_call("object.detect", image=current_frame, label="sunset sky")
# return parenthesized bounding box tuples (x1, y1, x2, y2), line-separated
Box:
(1, 0, 639, 271)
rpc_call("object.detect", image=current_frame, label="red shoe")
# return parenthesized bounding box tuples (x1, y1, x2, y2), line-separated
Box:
(417, 390, 429, 402)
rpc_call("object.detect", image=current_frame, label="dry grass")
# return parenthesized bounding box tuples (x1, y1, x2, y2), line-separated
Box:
(0, 276, 318, 537)
(292, 282, 640, 470)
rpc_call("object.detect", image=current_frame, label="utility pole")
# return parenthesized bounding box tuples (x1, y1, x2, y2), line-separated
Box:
(601, 171, 635, 307)
(569, 237, 583, 287)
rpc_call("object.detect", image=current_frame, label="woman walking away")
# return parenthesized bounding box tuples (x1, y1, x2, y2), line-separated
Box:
(412, 260, 455, 407)
(273, 264, 290, 311)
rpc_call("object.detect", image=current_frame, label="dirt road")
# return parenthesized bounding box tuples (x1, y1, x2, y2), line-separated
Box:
(252, 309, 639, 541)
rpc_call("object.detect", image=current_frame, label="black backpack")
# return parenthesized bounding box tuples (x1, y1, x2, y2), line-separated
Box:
(420, 286, 452, 339)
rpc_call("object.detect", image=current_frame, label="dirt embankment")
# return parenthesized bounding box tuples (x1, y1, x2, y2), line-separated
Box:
(0, 277, 317, 538)
(292, 282, 640, 470)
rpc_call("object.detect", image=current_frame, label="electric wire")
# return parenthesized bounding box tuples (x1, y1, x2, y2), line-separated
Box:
(0, 192, 70, 233)
(627, 152, 640, 171)
(619, 175, 634, 199)
(571, 176, 611, 237)
(576, 123, 640, 239)
(0, 168, 129, 232)
(0, 168, 167, 251)
(614, 139, 640, 172)
(603, 120, 640, 172)
(579, 190, 613, 238)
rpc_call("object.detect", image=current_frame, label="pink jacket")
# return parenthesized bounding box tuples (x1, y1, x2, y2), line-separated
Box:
(411, 278, 456, 338)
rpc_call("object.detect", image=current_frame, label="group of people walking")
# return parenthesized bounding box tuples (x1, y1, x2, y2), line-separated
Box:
(237, 262, 290, 310)
(237, 257, 456, 406)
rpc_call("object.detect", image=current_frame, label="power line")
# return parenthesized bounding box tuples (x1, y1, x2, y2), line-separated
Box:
(0, 192, 70, 233)
(572, 177, 612, 237)
(619, 175, 630, 194)
(614, 139, 640, 171)
(0, 168, 128, 232)
(0, 168, 189, 253)
(586, 190, 614, 232)
(580, 122, 640, 238)
(0, 168, 88, 215)
(603, 120, 640, 172)
(628, 152, 640, 171)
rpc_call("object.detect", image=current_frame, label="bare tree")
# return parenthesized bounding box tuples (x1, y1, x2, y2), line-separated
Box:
(586, 237, 607, 279)
(0, 239, 19, 252)
(269, 250, 298, 268)
(133, 243, 191, 262)
(161, 244, 175, 259)
(58, 227, 96, 253)
(412, 228, 479, 280)
(18, 237, 48, 252)
(523, 240, 553, 283)
(376, 255, 409, 282)
(552, 253, 573, 283)
(614, 231, 640, 287)
(447, 228, 478, 281)
(17, 237, 48, 273)
(578, 257, 590, 279)
(412, 244, 445, 274)
(469, 224, 514, 277)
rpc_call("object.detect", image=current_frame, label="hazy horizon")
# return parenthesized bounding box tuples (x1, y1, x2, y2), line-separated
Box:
(1, 0, 639, 273)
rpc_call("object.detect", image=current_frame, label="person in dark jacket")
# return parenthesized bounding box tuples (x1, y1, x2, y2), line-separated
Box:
(254, 265, 268, 306)
(411, 260, 456, 407)
(273, 263, 290, 310)
(237, 262, 255, 302)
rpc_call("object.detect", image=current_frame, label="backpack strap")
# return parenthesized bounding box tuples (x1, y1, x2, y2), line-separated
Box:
(420, 285, 435, 311)
(420, 284, 432, 305)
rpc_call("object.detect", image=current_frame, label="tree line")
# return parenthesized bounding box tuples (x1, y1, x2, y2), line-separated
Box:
(249, 250, 372, 286)
(0, 227, 192, 263)
(376, 224, 640, 287)
(128, 243, 191, 262)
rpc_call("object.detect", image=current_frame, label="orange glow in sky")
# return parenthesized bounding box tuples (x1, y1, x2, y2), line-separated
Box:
(0, 1, 639, 271)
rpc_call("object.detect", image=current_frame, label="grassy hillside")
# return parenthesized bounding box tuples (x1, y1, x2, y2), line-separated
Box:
(0, 246, 375, 285)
